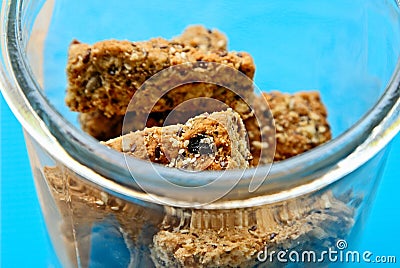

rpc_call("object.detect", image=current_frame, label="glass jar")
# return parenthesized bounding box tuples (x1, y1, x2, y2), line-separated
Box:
(1, 0, 399, 267)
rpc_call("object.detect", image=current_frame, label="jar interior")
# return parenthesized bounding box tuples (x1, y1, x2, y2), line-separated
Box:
(7, 2, 399, 266)
(29, 0, 400, 139)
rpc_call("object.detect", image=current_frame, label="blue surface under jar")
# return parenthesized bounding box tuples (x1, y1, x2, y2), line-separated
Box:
(1, 0, 400, 267)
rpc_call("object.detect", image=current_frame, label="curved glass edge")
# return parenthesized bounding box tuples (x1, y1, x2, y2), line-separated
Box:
(0, 0, 399, 208)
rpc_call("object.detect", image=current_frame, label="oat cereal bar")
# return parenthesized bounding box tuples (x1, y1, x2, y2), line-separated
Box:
(103, 109, 251, 170)
(247, 91, 332, 164)
(65, 37, 254, 117)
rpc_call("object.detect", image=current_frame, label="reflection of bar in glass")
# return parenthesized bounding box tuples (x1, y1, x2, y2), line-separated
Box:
(151, 190, 355, 267)
(43, 165, 164, 267)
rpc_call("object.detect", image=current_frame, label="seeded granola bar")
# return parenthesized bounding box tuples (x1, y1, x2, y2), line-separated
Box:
(103, 109, 251, 170)
(247, 91, 332, 164)
(65, 36, 254, 117)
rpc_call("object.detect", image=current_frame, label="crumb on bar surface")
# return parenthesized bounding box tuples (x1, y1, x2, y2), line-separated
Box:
(103, 109, 251, 170)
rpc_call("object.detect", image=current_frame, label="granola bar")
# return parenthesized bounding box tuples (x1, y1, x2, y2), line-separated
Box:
(65, 37, 254, 117)
(43, 165, 357, 268)
(103, 109, 251, 170)
(247, 91, 332, 164)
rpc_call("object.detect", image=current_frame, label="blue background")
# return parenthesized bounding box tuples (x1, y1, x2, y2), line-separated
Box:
(1, 93, 400, 267)
(1, 0, 400, 266)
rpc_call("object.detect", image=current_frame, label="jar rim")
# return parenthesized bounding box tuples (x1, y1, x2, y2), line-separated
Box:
(1, 0, 400, 208)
